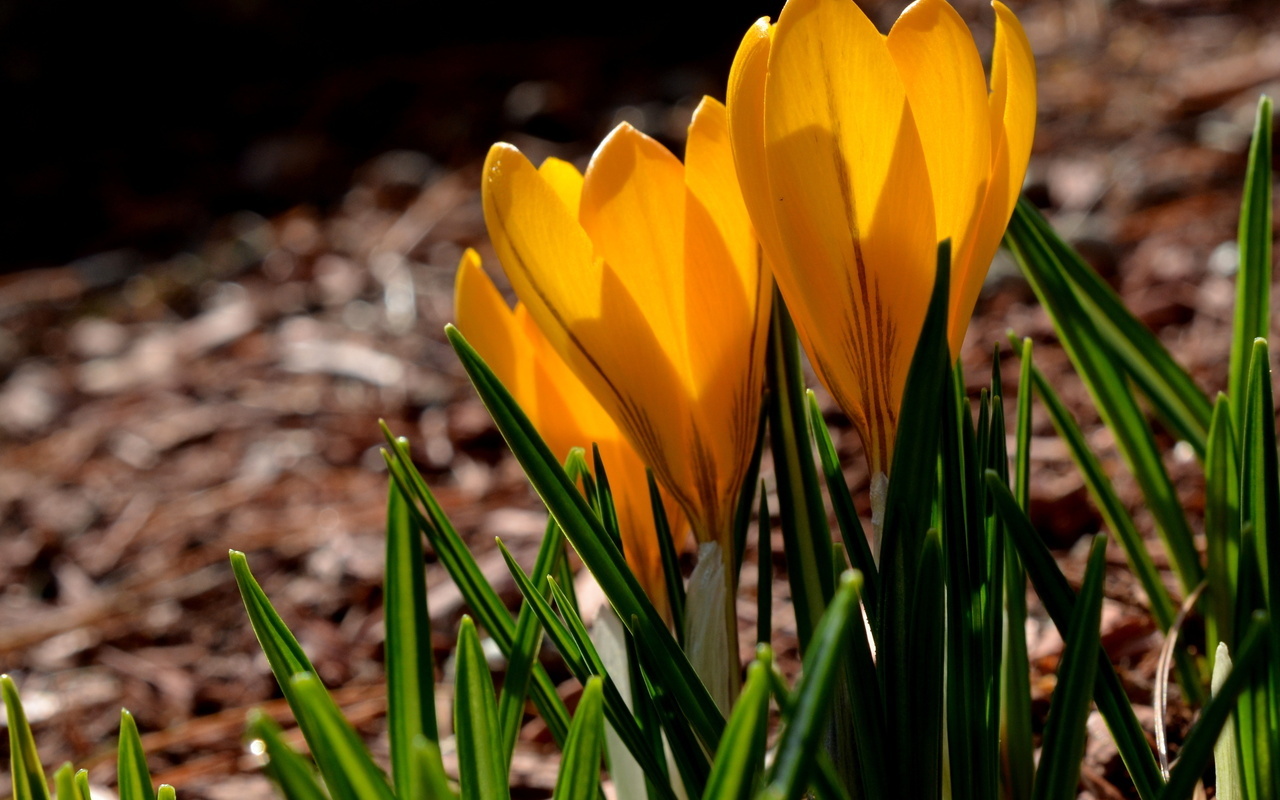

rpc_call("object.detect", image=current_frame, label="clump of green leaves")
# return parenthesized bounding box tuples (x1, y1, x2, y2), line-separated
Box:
(1004, 95, 1275, 800)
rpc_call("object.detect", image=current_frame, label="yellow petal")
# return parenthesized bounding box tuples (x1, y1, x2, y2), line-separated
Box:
(579, 124, 691, 388)
(990, 1, 1037, 215)
(454, 249, 684, 617)
(728, 19, 789, 273)
(886, 0, 992, 354)
(763, 0, 936, 472)
(945, 1, 1038, 352)
(454, 248, 521, 399)
(538, 157, 584, 219)
(682, 96, 771, 521)
(483, 141, 695, 518)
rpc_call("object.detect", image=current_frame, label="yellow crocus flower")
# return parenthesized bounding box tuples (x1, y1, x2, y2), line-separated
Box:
(728, 0, 1036, 480)
(480, 97, 771, 564)
(454, 248, 687, 619)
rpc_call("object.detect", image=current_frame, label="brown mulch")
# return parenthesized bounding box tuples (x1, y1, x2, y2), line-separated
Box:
(2, 1, 1278, 798)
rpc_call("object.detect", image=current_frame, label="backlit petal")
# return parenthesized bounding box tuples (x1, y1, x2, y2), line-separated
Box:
(538, 157, 584, 219)
(483, 141, 696, 523)
(886, 0, 992, 354)
(579, 124, 690, 387)
(454, 249, 520, 394)
(681, 96, 771, 538)
(728, 19, 788, 272)
(946, 1, 1037, 350)
(454, 250, 682, 615)
(990, 1, 1037, 215)
(763, 0, 936, 472)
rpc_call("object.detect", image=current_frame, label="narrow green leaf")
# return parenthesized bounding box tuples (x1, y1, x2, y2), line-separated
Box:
(230, 552, 395, 800)
(1160, 614, 1269, 800)
(879, 241, 951, 798)
(454, 617, 509, 800)
(987, 474, 1165, 800)
(553, 677, 606, 800)
(157, 786, 175, 800)
(1211, 643, 1243, 800)
(497, 515, 564, 761)
(288, 674, 396, 800)
(628, 629, 711, 798)
(757, 482, 772, 648)
(1232, 524, 1267, 800)
(1003, 339, 1035, 800)
(1204, 395, 1240, 655)
(231, 550, 328, 698)
(1228, 95, 1273, 438)
(767, 292, 833, 652)
(733, 405, 769, 581)
(117, 710, 156, 800)
(412, 736, 458, 800)
(806, 389, 878, 623)
(984, 386, 1010, 800)
(649, 469, 687, 645)
(592, 445, 624, 551)
(378, 428, 573, 746)
(383, 481, 437, 800)
(246, 711, 329, 800)
(496, 540, 677, 797)
(1013, 336, 1034, 510)
(602, 609, 657, 800)
(1011, 353, 1199, 699)
(1240, 337, 1280, 797)
(763, 571, 865, 800)
(447, 325, 725, 754)
(1007, 201, 1211, 454)
(1031, 536, 1107, 800)
(942, 364, 978, 800)
(1024, 360, 1177, 628)
(701, 660, 770, 800)
(3, 675, 52, 800)
(53, 764, 80, 800)
(1007, 202, 1205, 595)
(1242, 339, 1279, 610)
(907, 531, 945, 800)
(74, 772, 90, 800)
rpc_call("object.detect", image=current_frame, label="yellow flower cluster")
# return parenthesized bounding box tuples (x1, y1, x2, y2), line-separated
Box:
(455, 0, 1035, 600)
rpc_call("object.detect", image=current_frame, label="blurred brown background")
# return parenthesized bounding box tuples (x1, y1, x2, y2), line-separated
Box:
(1, 0, 1278, 798)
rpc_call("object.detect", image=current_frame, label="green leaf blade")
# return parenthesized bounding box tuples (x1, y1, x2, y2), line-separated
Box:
(116, 710, 156, 800)
(454, 617, 509, 800)
(553, 677, 606, 800)
(1228, 95, 1274, 437)
(1031, 536, 1107, 800)
(383, 481, 438, 800)
(3, 675, 53, 800)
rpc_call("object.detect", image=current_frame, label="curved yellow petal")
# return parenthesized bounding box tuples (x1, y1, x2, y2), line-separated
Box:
(454, 249, 685, 618)
(484, 141, 696, 524)
(538, 157, 584, 220)
(678, 96, 771, 540)
(944, 1, 1038, 352)
(728, 19, 788, 273)
(579, 124, 690, 384)
(886, 0, 992, 354)
(454, 248, 522, 400)
(990, 1, 1037, 215)
(763, 0, 936, 472)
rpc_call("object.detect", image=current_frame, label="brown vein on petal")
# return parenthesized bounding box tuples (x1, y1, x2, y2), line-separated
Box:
(732, 245, 768, 459)
(488, 195, 696, 515)
(820, 40, 896, 472)
(690, 426, 721, 542)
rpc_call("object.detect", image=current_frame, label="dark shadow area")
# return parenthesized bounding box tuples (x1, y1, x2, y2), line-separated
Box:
(1, 0, 780, 270)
